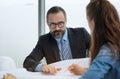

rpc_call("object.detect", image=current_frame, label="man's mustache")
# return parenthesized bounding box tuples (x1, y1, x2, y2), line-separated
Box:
(53, 30, 62, 33)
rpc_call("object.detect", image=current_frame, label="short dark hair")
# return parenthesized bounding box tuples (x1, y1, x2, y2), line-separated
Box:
(46, 6, 67, 21)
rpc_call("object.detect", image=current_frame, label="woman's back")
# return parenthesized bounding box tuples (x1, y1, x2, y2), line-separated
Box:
(80, 43, 120, 79)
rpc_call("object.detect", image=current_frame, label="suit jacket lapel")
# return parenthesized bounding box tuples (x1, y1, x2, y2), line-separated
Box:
(67, 28, 76, 58)
(49, 34, 61, 61)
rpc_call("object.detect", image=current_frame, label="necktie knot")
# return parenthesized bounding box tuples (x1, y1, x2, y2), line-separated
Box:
(61, 39, 65, 45)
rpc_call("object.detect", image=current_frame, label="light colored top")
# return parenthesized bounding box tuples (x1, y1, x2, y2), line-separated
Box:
(79, 44, 120, 79)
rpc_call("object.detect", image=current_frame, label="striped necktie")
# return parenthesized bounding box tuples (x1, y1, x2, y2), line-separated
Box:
(61, 39, 72, 60)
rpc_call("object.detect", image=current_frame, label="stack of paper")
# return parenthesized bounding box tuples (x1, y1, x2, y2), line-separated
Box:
(49, 58, 90, 78)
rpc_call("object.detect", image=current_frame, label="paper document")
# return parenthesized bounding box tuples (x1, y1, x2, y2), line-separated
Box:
(50, 58, 90, 76)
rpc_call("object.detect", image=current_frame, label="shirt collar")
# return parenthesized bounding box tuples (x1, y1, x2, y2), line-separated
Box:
(62, 28, 68, 42)
(55, 28, 68, 44)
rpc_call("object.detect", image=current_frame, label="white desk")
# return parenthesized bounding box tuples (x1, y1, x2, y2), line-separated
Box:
(0, 58, 89, 79)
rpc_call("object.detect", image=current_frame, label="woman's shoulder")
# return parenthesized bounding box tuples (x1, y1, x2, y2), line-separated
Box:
(98, 43, 119, 58)
(98, 43, 112, 56)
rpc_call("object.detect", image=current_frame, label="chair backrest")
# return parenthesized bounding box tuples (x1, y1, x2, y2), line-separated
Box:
(0, 56, 17, 71)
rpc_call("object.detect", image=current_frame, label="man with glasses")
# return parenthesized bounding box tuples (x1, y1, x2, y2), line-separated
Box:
(23, 6, 90, 75)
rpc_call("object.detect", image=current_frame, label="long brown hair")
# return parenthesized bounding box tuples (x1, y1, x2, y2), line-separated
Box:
(86, 0, 120, 62)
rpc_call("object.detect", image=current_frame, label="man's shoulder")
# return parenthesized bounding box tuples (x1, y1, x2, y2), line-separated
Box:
(67, 27, 86, 33)
(39, 33, 51, 40)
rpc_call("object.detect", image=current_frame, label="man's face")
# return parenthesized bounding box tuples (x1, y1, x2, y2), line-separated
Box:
(47, 11, 66, 38)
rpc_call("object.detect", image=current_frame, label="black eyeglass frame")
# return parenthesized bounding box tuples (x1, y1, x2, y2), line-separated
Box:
(49, 21, 65, 29)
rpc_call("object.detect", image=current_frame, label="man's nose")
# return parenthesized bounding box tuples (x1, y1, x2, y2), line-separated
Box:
(55, 25, 60, 30)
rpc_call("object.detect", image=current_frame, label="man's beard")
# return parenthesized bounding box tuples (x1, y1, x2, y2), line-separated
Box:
(51, 30, 65, 38)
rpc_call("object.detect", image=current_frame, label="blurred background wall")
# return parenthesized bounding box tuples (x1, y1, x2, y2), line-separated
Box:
(0, 0, 119, 68)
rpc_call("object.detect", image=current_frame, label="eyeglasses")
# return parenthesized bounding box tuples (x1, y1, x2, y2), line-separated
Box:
(49, 21, 65, 29)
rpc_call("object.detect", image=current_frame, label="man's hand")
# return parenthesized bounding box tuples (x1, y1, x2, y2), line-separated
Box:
(41, 64, 61, 75)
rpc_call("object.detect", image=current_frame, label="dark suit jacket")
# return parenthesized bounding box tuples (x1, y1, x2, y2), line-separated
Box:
(23, 28, 90, 71)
